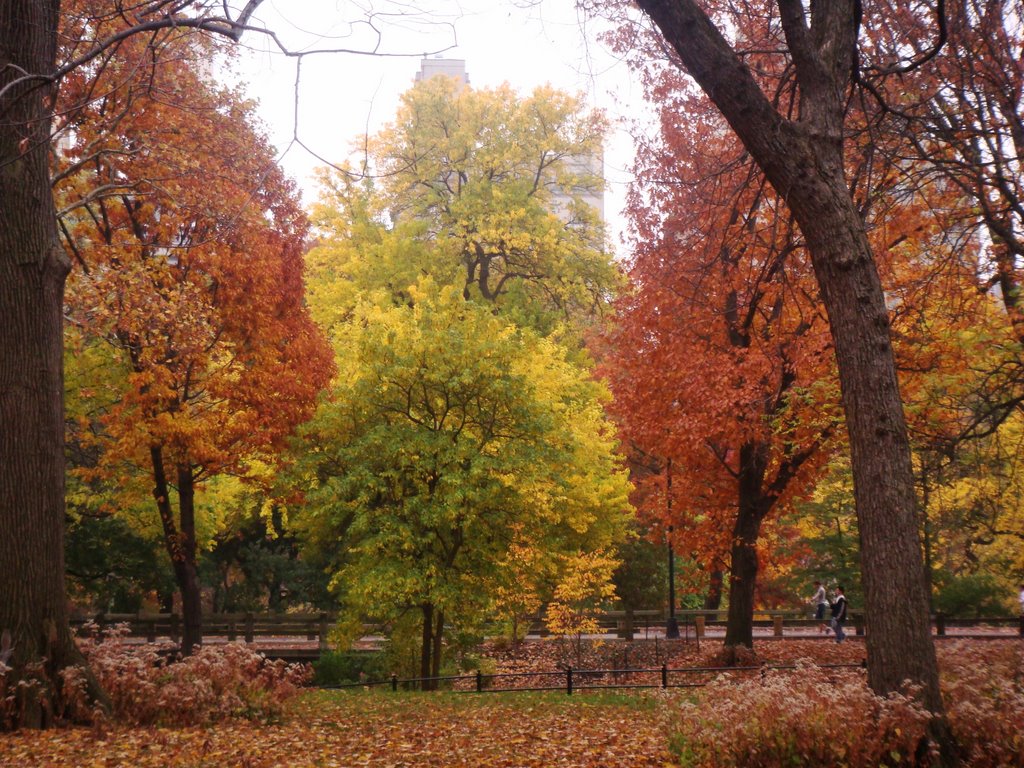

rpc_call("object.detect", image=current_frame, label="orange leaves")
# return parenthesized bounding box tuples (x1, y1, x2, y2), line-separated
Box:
(0, 692, 674, 768)
(57, 1, 333, 486)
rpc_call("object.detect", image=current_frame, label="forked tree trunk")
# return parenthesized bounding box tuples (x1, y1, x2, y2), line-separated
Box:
(0, 0, 92, 728)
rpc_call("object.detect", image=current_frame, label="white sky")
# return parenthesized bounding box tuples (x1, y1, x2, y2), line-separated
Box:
(225, 0, 647, 255)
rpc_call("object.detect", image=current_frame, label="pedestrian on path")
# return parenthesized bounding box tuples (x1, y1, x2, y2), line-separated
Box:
(830, 585, 848, 643)
(809, 580, 829, 633)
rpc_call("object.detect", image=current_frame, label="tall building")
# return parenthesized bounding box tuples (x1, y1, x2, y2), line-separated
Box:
(416, 57, 469, 88)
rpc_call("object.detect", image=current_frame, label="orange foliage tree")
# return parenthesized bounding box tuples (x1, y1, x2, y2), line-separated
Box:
(600, 62, 840, 650)
(55, 8, 333, 654)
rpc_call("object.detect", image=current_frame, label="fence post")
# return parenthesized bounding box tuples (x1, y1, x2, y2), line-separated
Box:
(318, 612, 329, 652)
(169, 613, 180, 645)
(391, 674, 398, 692)
(935, 612, 945, 637)
(661, 664, 668, 689)
(476, 670, 483, 692)
(566, 667, 573, 696)
(146, 617, 156, 643)
(1019, 615, 1024, 637)
(244, 611, 254, 643)
(773, 615, 784, 637)
(227, 616, 237, 642)
(695, 615, 705, 640)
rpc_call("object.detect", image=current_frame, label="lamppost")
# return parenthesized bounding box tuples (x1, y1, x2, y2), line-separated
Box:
(666, 458, 680, 639)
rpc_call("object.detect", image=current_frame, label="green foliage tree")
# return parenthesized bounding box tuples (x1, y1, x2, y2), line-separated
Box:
(289, 281, 632, 684)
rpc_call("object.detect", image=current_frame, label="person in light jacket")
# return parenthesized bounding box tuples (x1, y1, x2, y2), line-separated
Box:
(809, 580, 829, 633)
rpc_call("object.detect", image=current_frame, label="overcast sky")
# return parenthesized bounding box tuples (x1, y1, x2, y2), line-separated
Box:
(225, 0, 647, 254)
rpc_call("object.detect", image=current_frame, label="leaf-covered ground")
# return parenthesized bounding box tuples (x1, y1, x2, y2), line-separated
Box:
(0, 690, 675, 767)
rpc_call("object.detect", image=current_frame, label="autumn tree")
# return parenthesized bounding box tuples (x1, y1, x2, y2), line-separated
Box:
(290, 282, 632, 684)
(54, 11, 333, 655)
(0, 0, 281, 725)
(601, 67, 840, 650)
(0, 0, 465, 726)
(310, 76, 618, 339)
(596, 2, 955, 747)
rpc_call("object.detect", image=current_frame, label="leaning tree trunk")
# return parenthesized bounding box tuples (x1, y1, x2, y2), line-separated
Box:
(633, 0, 947, 724)
(0, 0, 90, 728)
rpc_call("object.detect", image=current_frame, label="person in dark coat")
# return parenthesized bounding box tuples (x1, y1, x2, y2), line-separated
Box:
(830, 584, 848, 643)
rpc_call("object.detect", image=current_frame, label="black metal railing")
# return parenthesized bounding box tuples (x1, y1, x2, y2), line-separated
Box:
(317, 661, 868, 695)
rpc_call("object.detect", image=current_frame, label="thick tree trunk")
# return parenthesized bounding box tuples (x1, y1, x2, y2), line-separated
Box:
(633, 0, 946, 721)
(723, 443, 769, 651)
(723, 506, 763, 650)
(0, 0, 90, 728)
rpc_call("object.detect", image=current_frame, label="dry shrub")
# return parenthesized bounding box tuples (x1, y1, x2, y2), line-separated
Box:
(937, 641, 1024, 767)
(667, 642, 1024, 767)
(666, 661, 935, 767)
(60, 625, 310, 726)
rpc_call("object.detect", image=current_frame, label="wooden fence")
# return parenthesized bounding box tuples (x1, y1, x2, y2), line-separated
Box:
(71, 608, 1024, 652)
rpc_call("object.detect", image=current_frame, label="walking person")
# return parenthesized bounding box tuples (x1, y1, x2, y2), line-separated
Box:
(830, 585, 848, 643)
(809, 580, 829, 633)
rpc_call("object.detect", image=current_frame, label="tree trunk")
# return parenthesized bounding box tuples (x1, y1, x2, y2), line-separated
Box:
(633, 0, 946, 719)
(420, 603, 433, 689)
(723, 442, 769, 651)
(723, 506, 763, 650)
(430, 609, 444, 681)
(150, 447, 202, 655)
(0, 0, 91, 728)
(175, 467, 203, 654)
(703, 568, 723, 610)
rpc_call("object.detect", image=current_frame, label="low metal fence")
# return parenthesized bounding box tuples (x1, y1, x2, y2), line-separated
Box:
(318, 660, 868, 695)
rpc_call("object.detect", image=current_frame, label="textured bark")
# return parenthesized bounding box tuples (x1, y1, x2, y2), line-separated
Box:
(703, 569, 723, 610)
(0, 0, 85, 728)
(723, 443, 770, 649)
(150, 448, 204, 655)
(633, 0, 947, 726)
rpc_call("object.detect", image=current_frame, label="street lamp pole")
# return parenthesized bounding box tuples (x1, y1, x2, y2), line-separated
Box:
(666, 458, 679, 639)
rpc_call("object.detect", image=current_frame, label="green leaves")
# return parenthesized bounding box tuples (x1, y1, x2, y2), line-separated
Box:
(290, 280, 631, 635)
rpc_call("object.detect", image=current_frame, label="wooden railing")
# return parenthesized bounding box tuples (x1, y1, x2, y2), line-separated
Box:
(71, 611, 333, 649)
(70, 608, 1024, 650)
